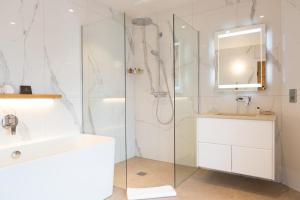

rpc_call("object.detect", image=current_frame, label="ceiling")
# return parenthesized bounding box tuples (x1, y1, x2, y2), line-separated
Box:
(97, 0, 197, 16)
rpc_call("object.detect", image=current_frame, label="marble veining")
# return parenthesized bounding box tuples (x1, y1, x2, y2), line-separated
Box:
(0, 51, 10, 85)
(0, 0, 115, 141)
(250, 0, 257, 23)
(20, 0, 40, 84)
(44, 46, 80, 129)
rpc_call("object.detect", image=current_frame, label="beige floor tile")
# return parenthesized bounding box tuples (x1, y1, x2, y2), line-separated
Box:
(110, 157, 300, 200)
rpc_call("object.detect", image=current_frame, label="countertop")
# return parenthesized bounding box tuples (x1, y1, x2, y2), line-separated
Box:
(198, 113, 276, 121)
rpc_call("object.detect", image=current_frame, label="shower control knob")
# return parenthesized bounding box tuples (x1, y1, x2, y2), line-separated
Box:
(2, 114, 18, 135)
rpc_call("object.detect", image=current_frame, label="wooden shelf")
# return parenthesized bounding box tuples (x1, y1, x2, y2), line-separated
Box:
(0, 94, 62, 99)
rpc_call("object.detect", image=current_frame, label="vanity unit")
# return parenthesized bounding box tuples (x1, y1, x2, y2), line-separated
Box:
(197, 113, 276, 180)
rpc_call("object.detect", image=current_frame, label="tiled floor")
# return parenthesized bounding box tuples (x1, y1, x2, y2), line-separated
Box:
(109, 157, 300, 200)
(114, 157, 174, 188)
(114, 157, 197, 189)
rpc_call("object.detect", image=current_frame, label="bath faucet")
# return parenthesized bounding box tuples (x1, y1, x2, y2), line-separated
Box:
(2, 114, 18, 135)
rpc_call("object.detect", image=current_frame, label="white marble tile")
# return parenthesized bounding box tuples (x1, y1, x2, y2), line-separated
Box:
(0, 0, 122, 147)
(280, 0, 300, 191)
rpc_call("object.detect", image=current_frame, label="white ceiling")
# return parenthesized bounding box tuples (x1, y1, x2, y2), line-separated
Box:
(97, 0, 197, 16)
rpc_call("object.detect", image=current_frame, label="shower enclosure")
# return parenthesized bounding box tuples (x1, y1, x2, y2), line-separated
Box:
(82, 13, 199, 190)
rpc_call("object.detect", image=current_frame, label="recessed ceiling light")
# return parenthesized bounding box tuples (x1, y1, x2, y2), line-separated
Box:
(260, 15, 265, 18)
(10, 21, 16, 25)
(68, 8, 75, 13)
(181, 25, 186, 29)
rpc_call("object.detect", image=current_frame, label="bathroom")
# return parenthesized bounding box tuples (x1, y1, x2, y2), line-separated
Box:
(0, 0, 300, 199)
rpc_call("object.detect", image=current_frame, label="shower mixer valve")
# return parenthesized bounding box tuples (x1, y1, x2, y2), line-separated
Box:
(2, 114, 18, 135)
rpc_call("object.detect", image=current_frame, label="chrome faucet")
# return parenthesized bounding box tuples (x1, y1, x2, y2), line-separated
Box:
(2, 114, 18, 135)
(236, 96, 252, 106)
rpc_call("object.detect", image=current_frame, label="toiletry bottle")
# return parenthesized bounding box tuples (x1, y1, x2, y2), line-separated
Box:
(256, 107, 261, 115)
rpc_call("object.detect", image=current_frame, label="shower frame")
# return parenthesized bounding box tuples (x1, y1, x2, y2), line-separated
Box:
(81, 12, 199, 190)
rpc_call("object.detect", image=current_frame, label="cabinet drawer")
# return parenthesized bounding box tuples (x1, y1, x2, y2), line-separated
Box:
(198, 142, 231, 172)
(232, 146, 273, 180)
(198, 118, 273, 149)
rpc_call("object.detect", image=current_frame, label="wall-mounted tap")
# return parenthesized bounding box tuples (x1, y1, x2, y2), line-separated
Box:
(236, 96, 252, 106)
(2, 114, 18, 135)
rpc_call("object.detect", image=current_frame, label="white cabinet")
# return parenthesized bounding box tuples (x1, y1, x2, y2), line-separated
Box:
(232, 146, 273, 179)
(198, 143, 231, 172)
(197, 115, 275, 180)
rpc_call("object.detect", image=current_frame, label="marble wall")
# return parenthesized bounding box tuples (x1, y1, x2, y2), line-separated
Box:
(82, 14, 136, 163)
(128, 13, 199, 167)
(129, 14, 175, 163)
(2, 0, 300, 192)
(281, 0, 300, 191)
(129, 0, 282, 166)
(0, 0, 121, 145)
(167, 0, 300, 192)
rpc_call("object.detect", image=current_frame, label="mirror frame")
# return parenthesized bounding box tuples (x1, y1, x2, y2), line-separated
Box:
(215, 24, 266, 91)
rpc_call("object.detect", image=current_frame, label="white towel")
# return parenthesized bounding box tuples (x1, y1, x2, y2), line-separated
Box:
(127, 185, 177, 200)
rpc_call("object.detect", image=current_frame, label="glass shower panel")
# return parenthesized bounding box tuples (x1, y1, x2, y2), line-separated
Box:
(82, 14, 127, 189)
(174, 15, 199, 186)
(126, 15, 175, 188)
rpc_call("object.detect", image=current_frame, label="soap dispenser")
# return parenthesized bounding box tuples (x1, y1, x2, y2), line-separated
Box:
(256, 107, 261, 115)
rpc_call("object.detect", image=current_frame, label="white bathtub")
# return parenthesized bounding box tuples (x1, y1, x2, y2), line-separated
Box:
(0, 134, 115, 200)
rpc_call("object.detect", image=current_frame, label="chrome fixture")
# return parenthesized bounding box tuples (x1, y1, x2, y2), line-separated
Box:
(132, 17, 173, 125)
(2, 114, 18, 135)
(131, 17, 153, 26)
(11, 150, 21, 159)
(151, 91, 168, 98)
(131, 18, 163, 37)
(236, 96, 252, 106)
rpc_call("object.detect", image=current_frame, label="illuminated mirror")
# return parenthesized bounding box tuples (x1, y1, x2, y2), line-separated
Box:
(216, 24, 266, 91)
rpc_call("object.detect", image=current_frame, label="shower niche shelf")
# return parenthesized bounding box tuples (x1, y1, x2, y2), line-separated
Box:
(0, 94, 62, 99)
(128, 67, 144, 74)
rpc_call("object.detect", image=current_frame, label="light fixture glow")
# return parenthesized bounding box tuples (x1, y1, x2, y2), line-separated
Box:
(102, 98, 125, 103)
(68, 8, 75, 13)
(0, 99, 54, 107)
(232, 61, 246, 75)
(218, 28, 262, 38)
(260, 15, 265, 18)
(175, 97, 189, 101)
(10, 21, 16, 25)
(181, 25, 186, 29)
(218, 83, 262, 89)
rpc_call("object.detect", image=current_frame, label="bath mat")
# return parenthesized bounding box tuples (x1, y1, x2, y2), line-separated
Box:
(127, 185, 176, 200)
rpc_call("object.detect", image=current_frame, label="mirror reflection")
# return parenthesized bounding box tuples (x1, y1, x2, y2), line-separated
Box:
(216, 24, 266, 90)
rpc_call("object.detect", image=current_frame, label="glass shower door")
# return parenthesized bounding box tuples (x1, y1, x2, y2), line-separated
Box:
(82, 14, 127, 189)
(173, 15, 199, 186)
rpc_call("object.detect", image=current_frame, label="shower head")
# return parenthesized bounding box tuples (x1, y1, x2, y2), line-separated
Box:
(131, 17, 153, 26)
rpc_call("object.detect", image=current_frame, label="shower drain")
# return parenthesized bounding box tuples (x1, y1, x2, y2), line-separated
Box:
(136, 171, 147, 176)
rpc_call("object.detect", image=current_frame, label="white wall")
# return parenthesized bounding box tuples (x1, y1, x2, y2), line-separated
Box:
(0, 0, 120, 145)
(2, 0, 300, 192)
(281, 0, 300, 192)
(168, 0, 300, 192)
(82, 15, 136, 163)
(129, 13, 199, 167)
(127, 0, 283, 169)
(130, 14, 175, 163)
